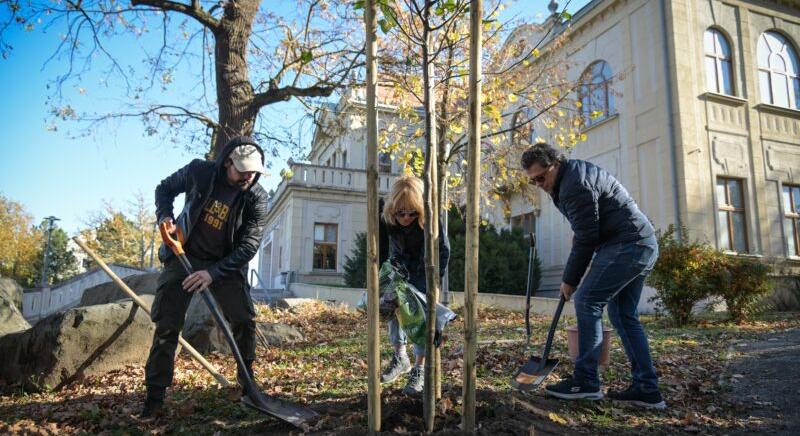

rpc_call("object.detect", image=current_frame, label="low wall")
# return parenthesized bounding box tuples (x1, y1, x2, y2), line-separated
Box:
(23, 264, 146, 323)
(288, 282, 577, 317)
(289, 283, 364, 308)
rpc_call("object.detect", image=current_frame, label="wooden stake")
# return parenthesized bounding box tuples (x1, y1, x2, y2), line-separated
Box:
(364, 0, 382, 432)
(462, 0, 482, 432)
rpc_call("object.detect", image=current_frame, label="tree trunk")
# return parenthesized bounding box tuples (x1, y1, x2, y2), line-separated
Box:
(422, 4, 440, 432)
(433, 46, 454, 400)
(462, 0, 483, 433)
(212, 0, 261, 157)
(364, 0, 382, 433)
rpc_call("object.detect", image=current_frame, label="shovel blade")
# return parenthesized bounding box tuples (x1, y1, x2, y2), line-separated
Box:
(242, 388, 318, 428)
(509, 356, 559, 392)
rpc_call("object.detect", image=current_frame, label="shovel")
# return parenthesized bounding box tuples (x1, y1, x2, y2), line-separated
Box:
(509, 233, 566, 391)
(510, 295, 565, 391)
(159, 223, 318, 428)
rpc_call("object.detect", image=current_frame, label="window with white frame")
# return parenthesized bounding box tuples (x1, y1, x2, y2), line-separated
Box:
(379, 151, 392, 173)
(579, 60, 615, 126)
(704, 28, 734, 95)
(716, 177, 749, 253)
(757, 31, 800, 109)
(313, 223, 338, 270)
(782, 185, 800, 257)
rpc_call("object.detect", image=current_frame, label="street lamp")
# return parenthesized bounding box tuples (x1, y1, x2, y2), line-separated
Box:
(40, 216, 60, 288)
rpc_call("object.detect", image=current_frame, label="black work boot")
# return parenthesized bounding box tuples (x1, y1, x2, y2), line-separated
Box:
(381, 352, 411, 384)
(237, 360, 255, 397)
(139, 387, 165, 418)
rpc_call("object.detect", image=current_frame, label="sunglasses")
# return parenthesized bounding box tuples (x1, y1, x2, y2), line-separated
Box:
(529, 165, 552, 184)
(395, 210, 419, 219)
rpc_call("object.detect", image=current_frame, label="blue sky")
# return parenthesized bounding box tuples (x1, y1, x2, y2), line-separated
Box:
(0, 0, 589, 235)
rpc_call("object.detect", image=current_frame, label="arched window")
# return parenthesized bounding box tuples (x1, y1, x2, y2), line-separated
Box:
(704, 28, 734, 95)
(757, 31, 800, 109)
(579, 60, 615, 126)
(510, 106, 536, 144)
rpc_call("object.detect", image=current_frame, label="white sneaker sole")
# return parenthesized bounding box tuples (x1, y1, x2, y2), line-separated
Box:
(545, 389, 604, 400)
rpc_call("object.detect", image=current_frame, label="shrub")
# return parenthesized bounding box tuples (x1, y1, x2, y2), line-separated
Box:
(717, 257, 772, 324)
(343, 232, 367, 288)
(647, 225, 726, 326)
(446, 207, 539, 295)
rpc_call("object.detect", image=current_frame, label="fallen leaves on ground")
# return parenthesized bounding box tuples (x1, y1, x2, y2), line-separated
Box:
(1, 301, 797, 435)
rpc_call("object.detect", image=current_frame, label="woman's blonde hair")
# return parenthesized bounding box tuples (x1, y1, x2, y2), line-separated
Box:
(383, 175, 425, 228)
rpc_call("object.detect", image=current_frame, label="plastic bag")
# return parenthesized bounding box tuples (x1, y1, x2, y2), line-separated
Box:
(383, 260, 457, 349)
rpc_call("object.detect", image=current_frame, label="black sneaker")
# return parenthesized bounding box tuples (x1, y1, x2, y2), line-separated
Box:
(139, 398, 164, 418)
(402, 365, 424, 395)
(544, 377, 603, 400)
(381, 353, 411, 383)
(607, 385, 667, 409)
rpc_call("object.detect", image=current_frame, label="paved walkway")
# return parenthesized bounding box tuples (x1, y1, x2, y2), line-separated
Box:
(727, 327, 800, 435)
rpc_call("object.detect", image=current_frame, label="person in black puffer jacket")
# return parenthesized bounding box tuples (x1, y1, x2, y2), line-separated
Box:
(377, 175, 450, 395)
(520, 142, 665, 410)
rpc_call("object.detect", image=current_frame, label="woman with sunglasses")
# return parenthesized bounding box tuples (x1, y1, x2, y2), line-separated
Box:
(378, 175, 450, 395)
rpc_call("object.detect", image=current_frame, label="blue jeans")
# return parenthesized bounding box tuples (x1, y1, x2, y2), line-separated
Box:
(572, 234, 660, 393)
(388, 315, 426, 358)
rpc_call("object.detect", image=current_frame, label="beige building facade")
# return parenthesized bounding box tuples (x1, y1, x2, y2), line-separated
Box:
(256, 88, 403, 287)
(256, 0, 800, 293)
(503, 0, 800, 290)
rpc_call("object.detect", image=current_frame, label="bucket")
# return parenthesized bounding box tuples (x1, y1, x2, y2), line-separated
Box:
(566, 325, 612, 369)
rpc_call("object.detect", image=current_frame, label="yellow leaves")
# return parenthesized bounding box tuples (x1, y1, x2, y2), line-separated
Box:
(535, 136, 545, 143)
(575, 100, 583, 108)
(548, 412, 568, 425)
(556, 109, 565, 117)
(280, 168, 294, 180)
(580, 133, 588, 142)
(532, 48, 540, 58)
(484, 104, 502, 127)
(590, 110, 604, 120)
(508, 94, 518, 103)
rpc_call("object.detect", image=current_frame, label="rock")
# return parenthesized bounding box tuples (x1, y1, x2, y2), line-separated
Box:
(79, 272, 160, 306)
(256, 322, 304, 346)
(182, 294, 229, 354)
(274, 298, 318, 309)
(0, 296, 30, 336)
(0, 278, 23, 311)
(181, 295, 304, 353)
(0, 296, 155, 391)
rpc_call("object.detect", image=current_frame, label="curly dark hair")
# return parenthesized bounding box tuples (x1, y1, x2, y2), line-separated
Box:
(520, 142, 564, 170)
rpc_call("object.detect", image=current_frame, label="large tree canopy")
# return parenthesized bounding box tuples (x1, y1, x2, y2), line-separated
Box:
(3, 0, 365, 158)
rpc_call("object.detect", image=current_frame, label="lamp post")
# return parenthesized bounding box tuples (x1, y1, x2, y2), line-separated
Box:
(39, 216, 60, 287)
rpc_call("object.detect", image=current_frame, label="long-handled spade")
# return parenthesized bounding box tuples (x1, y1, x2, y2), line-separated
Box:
(159, 223, 318, 428)
(509, 233, 566, 391)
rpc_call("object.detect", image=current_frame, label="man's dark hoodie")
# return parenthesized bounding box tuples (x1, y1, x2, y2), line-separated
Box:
(155, 136, 268, 281)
